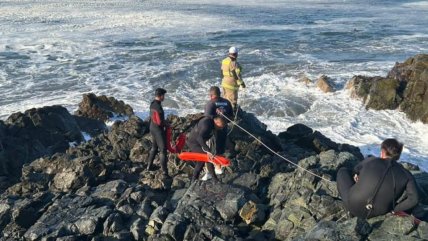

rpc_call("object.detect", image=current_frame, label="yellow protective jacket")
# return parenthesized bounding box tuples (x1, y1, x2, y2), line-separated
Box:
(221, 57, 244, 90)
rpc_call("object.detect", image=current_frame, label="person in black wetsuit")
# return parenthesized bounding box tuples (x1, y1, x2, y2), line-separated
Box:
(337, 139, 419, 219)
(204, 86, 233, 157)
(146, 88, 169, 177)
(187, 115, 227, 182)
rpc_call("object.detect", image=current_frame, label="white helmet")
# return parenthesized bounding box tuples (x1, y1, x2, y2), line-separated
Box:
(228, 46, 238, 54)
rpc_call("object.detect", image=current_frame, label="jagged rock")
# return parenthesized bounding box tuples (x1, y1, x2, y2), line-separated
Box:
(229, 109, 282, 153)
(107, 115, 147, 161)
(24, 195, 112, 240)
(265, 150, 359, 240)
(346, 54, 428, 123)
(129, 138, 152, 163)
(130, 218, 146, 241)
(73, 115, 107, 137)
(159, 181, 248, 240)
(0, 106, 83, 189)
(368, 214, 416, 237)
(136, 198, 154, 220)
(0, 192, 58, 240)
(103, 212, 124, 236)
(279, 124, 364, 160)
(417, 221, 428, 239)
(239, 200, 267, 224)
(346, 75, 401, 110)
(75, 93, 134, 121)
(316, 75, 335, 93)
(389, 54, 428, 123)
(299, 75, 312, 86)
(92, 180, 128, 202)
(296, 218, 372, 241)
(11, 154, 106, 195)
(147, 206, 169, 235)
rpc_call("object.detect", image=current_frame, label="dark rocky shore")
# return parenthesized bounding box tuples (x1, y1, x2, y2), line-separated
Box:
(1, 91, 428, 241)
(1, 52, 428, 240)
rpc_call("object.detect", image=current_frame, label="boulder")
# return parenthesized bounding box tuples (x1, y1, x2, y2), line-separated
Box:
(239, 200, 267, 224)
(73, 115, 107, 137)
(316, 75, 335, 93)
(0, 106, 83, 190)
(157, 181, 249, 240)
(23, 195, 113, 240)
(299, 75, 313, 86)
(389, 54, 428, 123)
(278, 123, 364, 160)
(346, 54, 428, 123)
(346, 75, 401, 110)
(74, 93, 134, 121)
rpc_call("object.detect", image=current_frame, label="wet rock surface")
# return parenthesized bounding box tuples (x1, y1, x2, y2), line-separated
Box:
(347, 54, 428, 123)
(74, 93, 134, 122)
(316, 75, 335, 93)
(1, 94, 427, 241)
(0, 106, 84, 191)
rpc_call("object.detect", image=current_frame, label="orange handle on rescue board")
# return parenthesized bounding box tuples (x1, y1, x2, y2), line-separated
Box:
(178, 152, 231, 166)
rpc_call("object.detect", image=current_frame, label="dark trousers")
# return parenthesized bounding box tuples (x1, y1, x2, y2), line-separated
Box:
(189, 144, 217, 181)
(146, 126, 168, 175)
(337, 167, 355, 212)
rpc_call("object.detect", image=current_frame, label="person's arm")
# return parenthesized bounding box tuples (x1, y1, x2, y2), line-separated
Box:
(204, 101, 215, 118)
(151, 110, 162, 126)
(234, 63, 245, 87)
(196, 119, 212, 152)
(394, 173, 419, 212)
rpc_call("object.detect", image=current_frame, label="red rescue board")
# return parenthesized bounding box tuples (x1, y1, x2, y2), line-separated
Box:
(178, 152, 231, 166)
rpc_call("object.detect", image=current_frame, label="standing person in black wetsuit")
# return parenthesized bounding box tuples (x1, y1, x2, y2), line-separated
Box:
(187, 115, 227, 182)
(336, 139, 419, 219)
(146, 88, 169, 177)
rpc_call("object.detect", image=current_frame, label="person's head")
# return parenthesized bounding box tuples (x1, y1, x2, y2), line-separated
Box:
(209, 86, 221, 100)
(213, 116, 226, 130)
(380, 138, 404, 161)
(155, 88, 167, 101)
(228, 46, 238, 59)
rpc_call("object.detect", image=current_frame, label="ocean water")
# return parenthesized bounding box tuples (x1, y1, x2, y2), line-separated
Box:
(1, 0, 427, 169)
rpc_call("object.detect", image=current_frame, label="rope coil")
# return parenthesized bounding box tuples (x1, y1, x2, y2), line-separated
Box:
(220, 112, 333, 184)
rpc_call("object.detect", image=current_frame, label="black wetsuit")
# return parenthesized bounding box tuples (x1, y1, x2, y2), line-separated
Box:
(146, 99, 168, 175)
(187, 116, 224, 181)
(204, 97, 233, 154)
(337, 156, 419, 219)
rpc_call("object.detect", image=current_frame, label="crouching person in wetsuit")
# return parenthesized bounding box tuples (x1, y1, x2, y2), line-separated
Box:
(145, 88, 169, 178)
(187, 115, 227, 182)
(336, 139, 419, 219)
